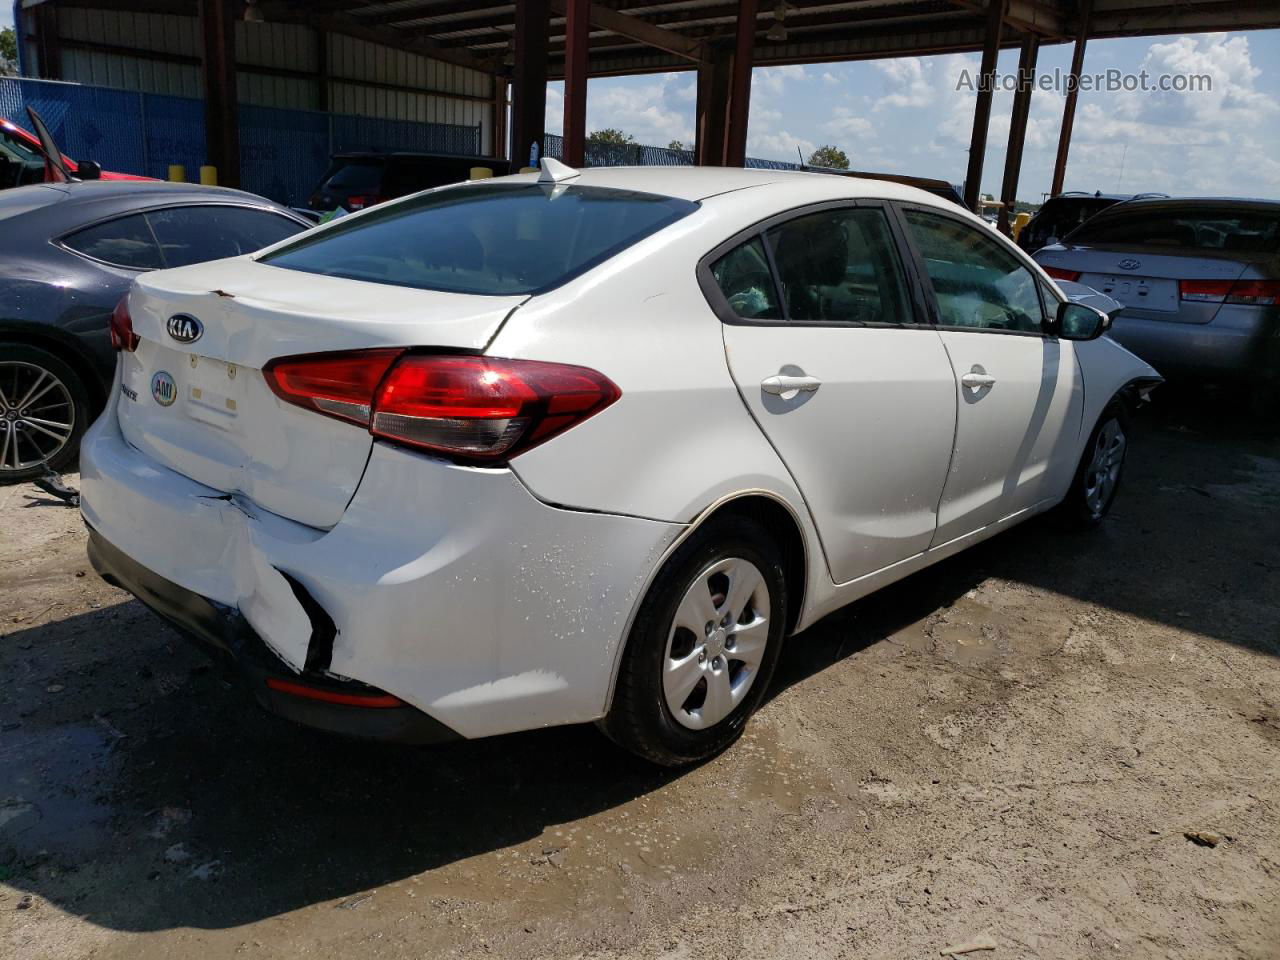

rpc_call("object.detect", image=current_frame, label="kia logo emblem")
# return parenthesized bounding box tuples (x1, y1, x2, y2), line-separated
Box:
(166, 314, 203, 344)
(1117, 258, 1141, 271)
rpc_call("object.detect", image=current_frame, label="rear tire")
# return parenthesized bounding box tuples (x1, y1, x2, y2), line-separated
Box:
(1056, 401, 1130, 530)
(601, 515, 788, 767)
(0, 344, 91, 484)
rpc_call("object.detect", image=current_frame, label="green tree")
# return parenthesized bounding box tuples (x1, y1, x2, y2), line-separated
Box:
(668, 139, 686, 152)
(807, 145, 849, 170)
(586, 128, 637, 147)
(0, 27, 18, 76)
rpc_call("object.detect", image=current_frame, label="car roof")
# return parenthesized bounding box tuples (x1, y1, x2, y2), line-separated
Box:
(498, 164, 958, 207)
(1088, 196, 1280, 215)
(22, 179, 288, 206)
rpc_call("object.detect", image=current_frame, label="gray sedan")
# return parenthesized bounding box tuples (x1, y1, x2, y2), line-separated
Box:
(1034, 198, 1278, 404)
(1, 180, 309, 481)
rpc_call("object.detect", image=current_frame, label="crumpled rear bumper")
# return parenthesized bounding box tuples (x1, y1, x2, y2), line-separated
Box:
(80, 396, 682, 740)
(87, 527, 458, 743)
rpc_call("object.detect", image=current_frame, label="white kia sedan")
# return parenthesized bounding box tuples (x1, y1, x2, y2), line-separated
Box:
(81, 161, 1160, 765)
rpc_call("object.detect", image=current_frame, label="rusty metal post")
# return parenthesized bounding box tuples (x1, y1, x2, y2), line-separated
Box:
(724, 0, 757, 167)
(511, 0, 549, 169)
(695, 45, 731, 166)
(562, 0, 589, 166)
(199, 0, 240, 189)
(1051, 0, 1093, 197)
(964, 0, 1004, 212)
(998, 32, 1039, 236)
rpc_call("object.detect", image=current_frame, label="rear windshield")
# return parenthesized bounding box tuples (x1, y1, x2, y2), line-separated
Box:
(321, 159, 385, 192)
(261, 182, 698, 295)
(1067, 205, 1280, 253)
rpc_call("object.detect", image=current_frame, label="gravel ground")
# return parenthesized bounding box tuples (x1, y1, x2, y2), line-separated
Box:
(1, 393, 1278, 960)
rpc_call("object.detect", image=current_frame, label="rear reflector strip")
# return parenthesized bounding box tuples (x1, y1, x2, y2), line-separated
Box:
(265, 676, 405, 709)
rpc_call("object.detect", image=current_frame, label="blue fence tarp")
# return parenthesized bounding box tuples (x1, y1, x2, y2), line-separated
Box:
(0, 76, 481, 206)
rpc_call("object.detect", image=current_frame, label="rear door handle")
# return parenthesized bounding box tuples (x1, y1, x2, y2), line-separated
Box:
(961, 372, 997, 389)
(761, 375, 822, 396)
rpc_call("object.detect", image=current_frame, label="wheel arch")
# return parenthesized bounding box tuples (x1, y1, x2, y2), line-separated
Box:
(0, 320, 112, 409)
(601, 489, 811, 716)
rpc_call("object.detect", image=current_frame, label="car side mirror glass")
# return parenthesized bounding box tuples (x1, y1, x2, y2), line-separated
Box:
(1056, 301, 1111, 341)
(76, 160, 102, 180)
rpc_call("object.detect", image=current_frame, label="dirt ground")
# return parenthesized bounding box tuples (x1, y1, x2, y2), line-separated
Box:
(1, 392, 1278, 960)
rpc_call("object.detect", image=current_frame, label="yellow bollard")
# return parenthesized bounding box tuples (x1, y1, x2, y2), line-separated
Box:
(519, 166, 537, 174)
(167, 164, 186, 183)
(1012, 211, 1031, 243)
(469, 166, 494, 180)
(199, 165, 218, 186)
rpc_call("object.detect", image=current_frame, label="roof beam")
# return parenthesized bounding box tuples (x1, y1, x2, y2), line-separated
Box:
(949, 0, 1067, 37)
(548, 0, 704, 61)
(1089, 0, 1280, 34)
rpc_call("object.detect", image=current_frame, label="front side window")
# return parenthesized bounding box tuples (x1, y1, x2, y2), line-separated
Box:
(904, 209, 1044, 334)
(711, 237, 780, 320)
(62, 213, 164, 270)
(147, 206, 304, 268)
(262, 183, 698, 295)
(766, 208, 913, 324)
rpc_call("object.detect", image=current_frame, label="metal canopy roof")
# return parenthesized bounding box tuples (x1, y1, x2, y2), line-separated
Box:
(32, 1, 1280, 78)
(293, 0, 1280, 77)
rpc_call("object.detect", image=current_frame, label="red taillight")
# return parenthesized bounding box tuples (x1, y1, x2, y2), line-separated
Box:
(345, 194, 375, 210)
(263, 348, 403, 426)
(1224, 279, 1280, 306)
(1043, 267, 1081, 282)
(264, 351, 621, 462)
(1179, 279, 1234, 302)
(108, 295, 139, 352)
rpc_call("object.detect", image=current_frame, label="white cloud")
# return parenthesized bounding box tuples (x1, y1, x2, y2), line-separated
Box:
(874, 57, 934, 110)
(822, 72, 841, 88)
(747, 130, 815, 163)
(822, 108, 872, 138)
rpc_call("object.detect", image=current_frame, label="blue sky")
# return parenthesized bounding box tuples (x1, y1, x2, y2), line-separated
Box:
(548, 29, 1280, 202)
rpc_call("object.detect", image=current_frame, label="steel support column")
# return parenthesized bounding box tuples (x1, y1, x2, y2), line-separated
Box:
(511, 0, 549, 169)
(964, 0, 1004, 212)
(724, 0, 757, 167)
(199, 0, 239, 188)
(491, 76, 508, 161)
(562, 0, 589, 166)
(695, 45, 731, 166)
(998, 32, 1039, 236)
(34, 4, 61, 80)
(1051, 0, 1092, 197)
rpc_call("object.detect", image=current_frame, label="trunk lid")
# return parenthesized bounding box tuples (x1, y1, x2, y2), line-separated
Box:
(1037, 244, 1250, 325)
(116, 256, 525, 529)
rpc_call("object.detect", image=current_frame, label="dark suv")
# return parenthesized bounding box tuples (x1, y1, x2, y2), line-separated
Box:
(308, 152, 513, 213)
(1018, 192, 1169, 253)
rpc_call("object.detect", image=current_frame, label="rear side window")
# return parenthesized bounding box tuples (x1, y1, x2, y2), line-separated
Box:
(262, 183, 698, 295)
(63, 213, 164, 270)
(147, 205, 304, 268)
(766, 208, 913, 324)
(711, 238, 780, 320)
(1068, 206, 1280, 253)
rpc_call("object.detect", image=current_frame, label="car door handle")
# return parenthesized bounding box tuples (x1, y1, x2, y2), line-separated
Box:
(961, 372, 997, 389)
(761, 375, 822, 396)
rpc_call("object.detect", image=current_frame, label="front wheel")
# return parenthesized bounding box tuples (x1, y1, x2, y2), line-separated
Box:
(601, 516, 788, 766)
(1057, 402, 1130, 529)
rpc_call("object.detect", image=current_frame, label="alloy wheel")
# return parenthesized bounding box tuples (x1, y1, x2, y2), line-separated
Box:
(663, 556, 771, 731)
(0, 361, 77, 475)
(1083, 417, 1126, 518)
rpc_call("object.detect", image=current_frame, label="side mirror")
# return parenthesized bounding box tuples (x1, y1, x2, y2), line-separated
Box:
(1056, 301, 1111, 341)
(76, 160, 102, 180)
(1045, 235, 1059, 246)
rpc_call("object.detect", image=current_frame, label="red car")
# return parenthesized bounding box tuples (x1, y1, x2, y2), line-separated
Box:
(1, 114, 151, 187)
